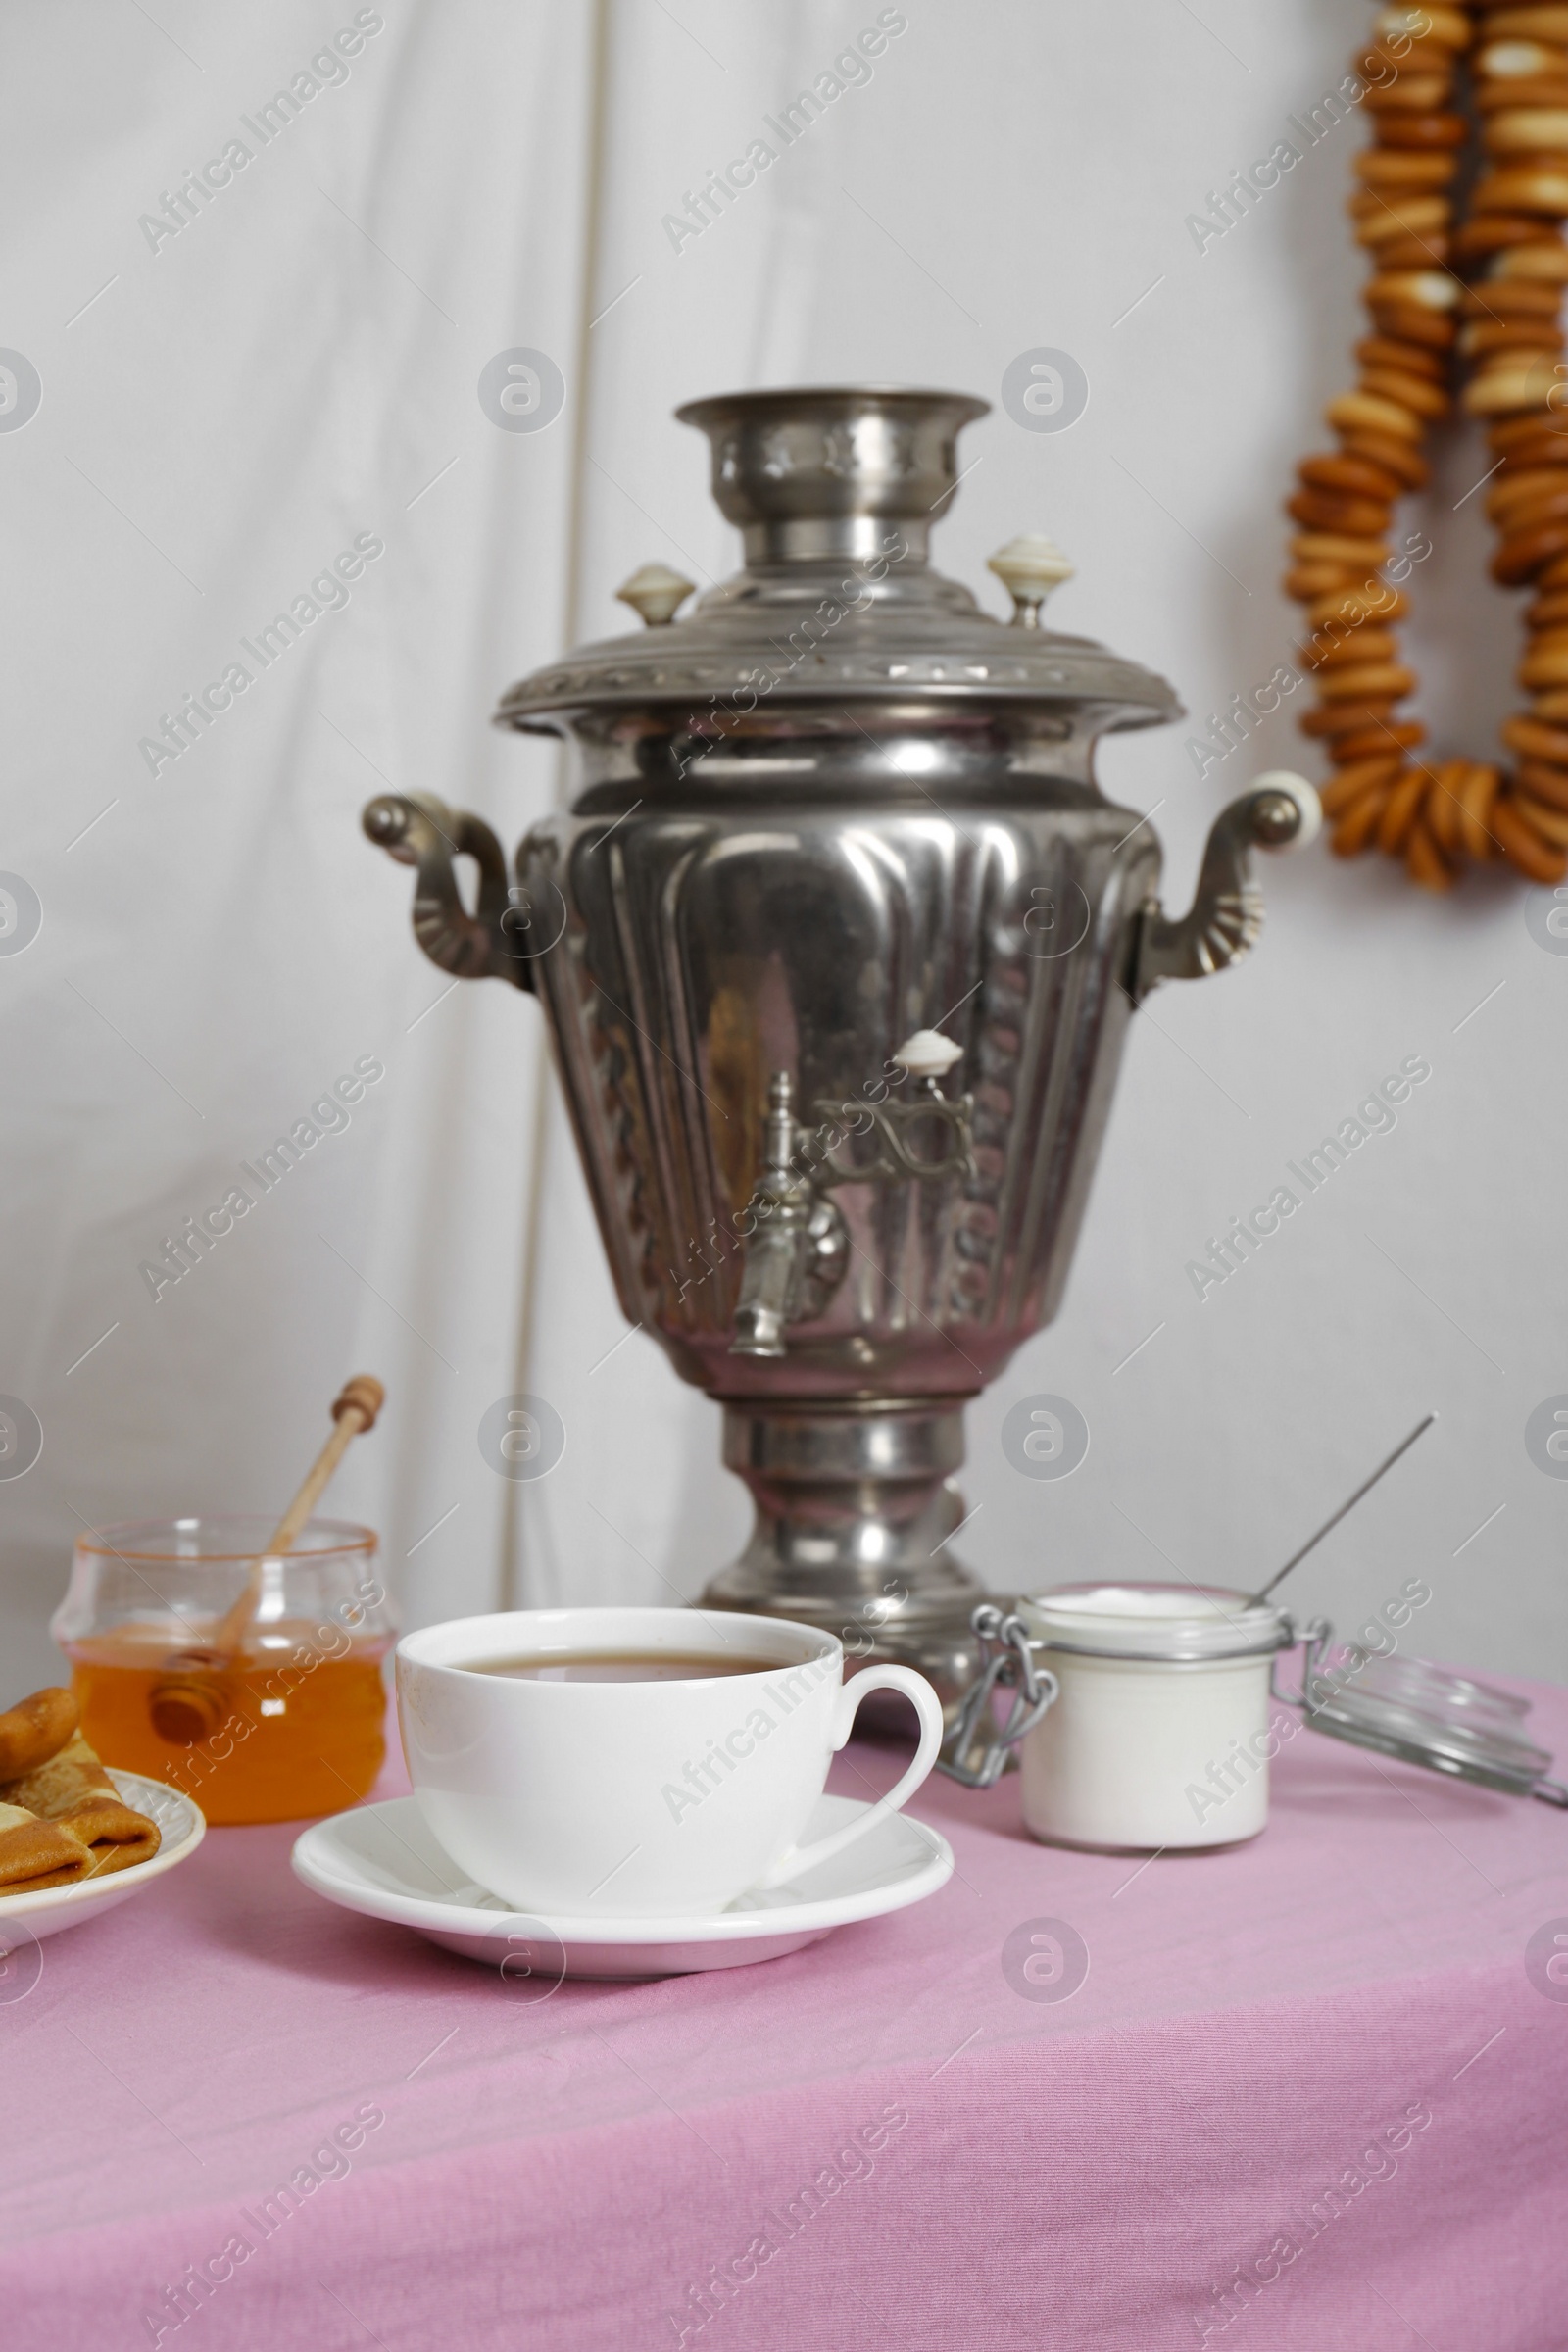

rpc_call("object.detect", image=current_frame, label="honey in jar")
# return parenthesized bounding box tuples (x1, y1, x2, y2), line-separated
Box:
(51, 1518, 397, 1826)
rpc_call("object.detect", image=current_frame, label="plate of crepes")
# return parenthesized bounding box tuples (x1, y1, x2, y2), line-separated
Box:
(0, 1687, 204, 1940)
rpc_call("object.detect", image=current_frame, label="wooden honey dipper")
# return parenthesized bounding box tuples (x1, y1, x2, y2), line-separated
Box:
(148, 1376, 385, 1744)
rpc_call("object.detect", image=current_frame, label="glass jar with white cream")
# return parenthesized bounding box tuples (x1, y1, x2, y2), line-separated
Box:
(941, 1588, 1568, 1848)
(1007, 1584, 1294, 1851)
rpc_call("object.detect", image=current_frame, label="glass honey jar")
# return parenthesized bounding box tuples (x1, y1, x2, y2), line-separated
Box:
(51, 1516, 398, 1824)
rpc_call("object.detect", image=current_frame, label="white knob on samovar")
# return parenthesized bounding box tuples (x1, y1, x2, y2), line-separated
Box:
(986, 535, 1074, 627)
(1250, 771, 1323, 850)
(892, 1030, 964, 1081)
(614, 563, 696, 626)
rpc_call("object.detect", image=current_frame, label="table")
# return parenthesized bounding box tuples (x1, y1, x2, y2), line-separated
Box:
(4, 1675, 1567, 2350)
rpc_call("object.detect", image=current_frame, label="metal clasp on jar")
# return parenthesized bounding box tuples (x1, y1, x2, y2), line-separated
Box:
(1268, 1613, 1332, 1715)
(938, 1602, 1058, 1788)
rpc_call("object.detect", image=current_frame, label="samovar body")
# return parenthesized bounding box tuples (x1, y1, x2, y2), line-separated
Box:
(366, 387, 1314, 1697)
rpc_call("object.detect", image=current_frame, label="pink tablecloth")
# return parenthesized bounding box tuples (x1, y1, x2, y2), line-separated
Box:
(4, 1674, 1567, 2352)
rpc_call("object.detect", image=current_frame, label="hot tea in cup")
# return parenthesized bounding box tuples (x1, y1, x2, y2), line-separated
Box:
(466, 1651, 782, 1683)
(395, 1607, 945, 1917)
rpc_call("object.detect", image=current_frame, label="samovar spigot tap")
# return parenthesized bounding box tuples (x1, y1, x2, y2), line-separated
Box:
(729, 1074, 831, 1360)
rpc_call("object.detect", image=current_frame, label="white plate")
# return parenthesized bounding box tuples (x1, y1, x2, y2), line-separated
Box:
(292, 1792, 953, 1979)
(0, 1770, 205, 1945)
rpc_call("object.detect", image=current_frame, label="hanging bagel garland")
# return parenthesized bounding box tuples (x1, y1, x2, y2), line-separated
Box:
(1288, 0, 1568, 890)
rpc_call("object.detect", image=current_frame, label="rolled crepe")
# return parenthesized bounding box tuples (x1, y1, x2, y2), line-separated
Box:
(0, 1730, 161, 1877)
(0, 1687, 77, 1779)
(0, 1799, 94, 1892)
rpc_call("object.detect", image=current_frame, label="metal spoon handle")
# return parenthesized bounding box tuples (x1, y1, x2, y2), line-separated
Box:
(1249, 1412, 1436, 1605)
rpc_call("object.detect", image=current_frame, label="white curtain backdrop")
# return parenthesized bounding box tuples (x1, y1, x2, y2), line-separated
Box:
(5, 0, 1565, 1696)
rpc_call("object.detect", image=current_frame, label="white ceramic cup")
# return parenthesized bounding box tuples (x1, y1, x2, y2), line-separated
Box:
(395, 1606, 946, 1917)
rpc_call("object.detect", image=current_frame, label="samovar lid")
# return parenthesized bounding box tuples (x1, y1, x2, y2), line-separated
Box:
(495, 384, 1179, 732)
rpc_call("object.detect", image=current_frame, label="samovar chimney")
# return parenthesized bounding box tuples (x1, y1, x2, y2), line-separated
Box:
(676, 384, 989, 565)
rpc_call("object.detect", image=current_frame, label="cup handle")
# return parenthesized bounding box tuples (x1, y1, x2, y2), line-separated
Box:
(753, 1664, 946, 1891)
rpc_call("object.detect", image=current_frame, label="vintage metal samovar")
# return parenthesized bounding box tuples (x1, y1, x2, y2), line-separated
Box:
(364, 385, 1316, 1701)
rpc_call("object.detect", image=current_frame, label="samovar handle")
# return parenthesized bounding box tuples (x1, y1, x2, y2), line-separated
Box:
(1130, 772, 1321, 1002)
(361, 793, 534, 990)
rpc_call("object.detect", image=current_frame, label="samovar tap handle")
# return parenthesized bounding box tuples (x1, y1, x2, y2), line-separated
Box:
(362, 792, 533, 991)
(1130, 772, 1321, 1003)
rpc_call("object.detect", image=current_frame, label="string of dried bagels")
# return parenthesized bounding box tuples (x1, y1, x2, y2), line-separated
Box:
(1290, 0, 1568, 888)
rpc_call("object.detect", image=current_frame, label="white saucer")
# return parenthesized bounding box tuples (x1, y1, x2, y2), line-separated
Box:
(0, 1770, 206, 1950)
(291, 1792, 953, 1979)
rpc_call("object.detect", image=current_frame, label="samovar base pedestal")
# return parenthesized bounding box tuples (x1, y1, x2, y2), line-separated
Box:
(700, 1399, 987, 1717)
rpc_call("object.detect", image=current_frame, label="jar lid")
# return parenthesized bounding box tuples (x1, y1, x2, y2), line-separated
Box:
(1016, 1582, 1293, 1663)
(1303, 1648, 1557, 1796)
